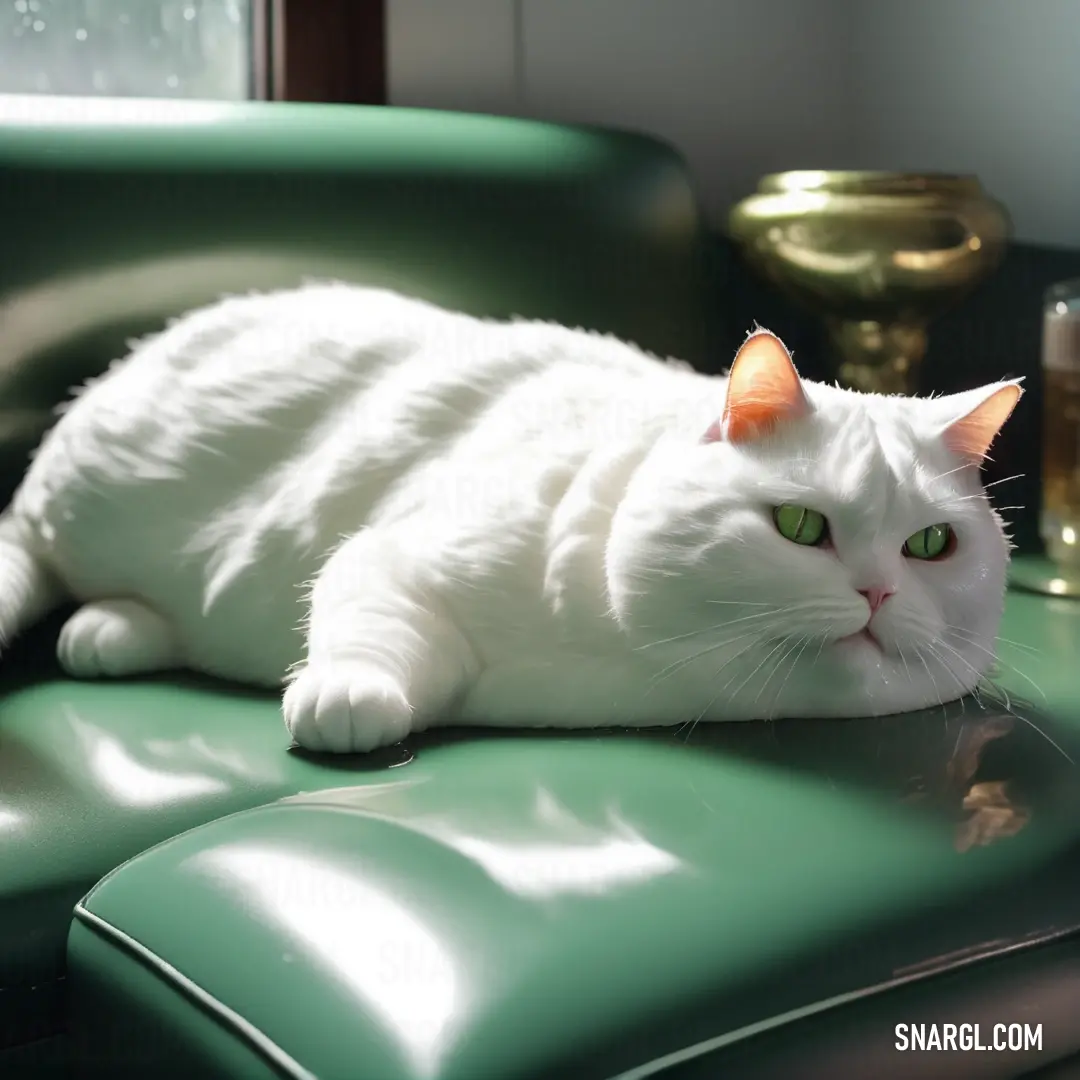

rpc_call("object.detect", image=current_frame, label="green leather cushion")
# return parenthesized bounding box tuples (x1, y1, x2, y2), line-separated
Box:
(68, 636, 1080, 1080)
(0, 617, 353, 1048)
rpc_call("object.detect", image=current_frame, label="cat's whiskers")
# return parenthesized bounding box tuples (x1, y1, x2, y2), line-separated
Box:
(945, 473, 1024, 506)
(752, 639, 796, 709)
(896, 641, 914, 690)
(925, 462, 974, 487)
(926, 638, 1073, 764)
(718, 637, 791, 717)
(912, 644, 948, 719)
(681, 636, 787, 741)
(673, 636, 765, 740)
(704, 600, 779, 606)
(635, 606, 785, 652)
(946, 622, 1043, 658)
(977, 681, 1072, 763)
(810, 627, 831, 671)
(986, 687, 1074, 763)
(944, 626, 1047, 700)
(922, 641, 974, 713)
(755, 632, 810, 709)
(645, 626, 774, 694)
(929, 638, 993, 710)
(983, 473, 1025, 490)
(767, 632, 816, 720)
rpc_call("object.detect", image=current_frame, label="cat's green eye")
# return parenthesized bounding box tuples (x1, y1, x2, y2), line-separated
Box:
(773, 504, 828, 546)
(904, 523, 953, 560)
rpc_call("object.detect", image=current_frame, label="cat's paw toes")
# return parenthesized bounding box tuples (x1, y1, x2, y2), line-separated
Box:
(57, 600, 180, 678)
(282, 664, 414, 753)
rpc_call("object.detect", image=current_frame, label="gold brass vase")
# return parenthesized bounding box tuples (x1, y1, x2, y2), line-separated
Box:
(727, 172, 1011, 395)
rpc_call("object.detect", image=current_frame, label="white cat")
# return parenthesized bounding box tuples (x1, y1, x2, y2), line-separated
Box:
(0, 284, 1021, 752)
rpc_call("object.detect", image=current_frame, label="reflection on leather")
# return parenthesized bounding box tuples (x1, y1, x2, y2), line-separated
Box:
(957, 779, 1031, 852)
(287, 692, 1074, 866)
(945, 717, 1032, 852)
(197, 842, 462, 1077)
(403, 788, 683, 900)
(396, 694, 1073, 857)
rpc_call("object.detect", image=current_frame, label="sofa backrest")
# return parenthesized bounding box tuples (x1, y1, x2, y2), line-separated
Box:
(0, 95, 717, 503)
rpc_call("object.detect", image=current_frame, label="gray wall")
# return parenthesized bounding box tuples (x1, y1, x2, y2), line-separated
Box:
(516, 0, 854, 232)
(387, 0, 1080, 249)
(849, 0, 1080, 250)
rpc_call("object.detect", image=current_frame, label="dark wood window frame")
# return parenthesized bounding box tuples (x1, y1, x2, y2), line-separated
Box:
(252, 0, 386, 105)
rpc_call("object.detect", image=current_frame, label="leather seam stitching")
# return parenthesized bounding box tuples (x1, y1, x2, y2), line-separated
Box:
(72, 905, 316, 1080)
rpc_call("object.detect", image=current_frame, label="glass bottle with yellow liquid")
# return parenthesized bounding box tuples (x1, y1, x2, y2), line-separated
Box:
(1040, 279, 1080, 581)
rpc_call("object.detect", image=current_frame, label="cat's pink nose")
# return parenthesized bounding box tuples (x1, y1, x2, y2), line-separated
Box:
(858, 587, 894, 615)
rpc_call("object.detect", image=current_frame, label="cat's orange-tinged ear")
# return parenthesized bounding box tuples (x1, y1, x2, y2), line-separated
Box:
(703, 329, 810, 444)
(940, 380, 1023, 464)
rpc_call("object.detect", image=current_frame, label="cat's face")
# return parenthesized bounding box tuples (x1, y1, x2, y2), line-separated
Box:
(608, 331, 1021, 722)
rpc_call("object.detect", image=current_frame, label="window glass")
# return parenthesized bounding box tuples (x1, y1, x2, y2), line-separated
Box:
(0, 0, 252, 99)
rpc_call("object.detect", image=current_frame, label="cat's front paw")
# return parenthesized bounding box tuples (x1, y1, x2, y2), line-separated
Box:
(282, 663, 414, 753)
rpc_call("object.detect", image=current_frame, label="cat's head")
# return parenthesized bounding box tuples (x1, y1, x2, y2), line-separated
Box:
(608, 329, 1022, 721)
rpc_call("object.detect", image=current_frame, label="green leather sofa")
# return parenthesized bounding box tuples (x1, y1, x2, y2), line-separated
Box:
(2, 96, 1080, 1080)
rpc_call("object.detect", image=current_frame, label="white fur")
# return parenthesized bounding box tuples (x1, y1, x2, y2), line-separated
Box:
(0, 284, 1016, 751)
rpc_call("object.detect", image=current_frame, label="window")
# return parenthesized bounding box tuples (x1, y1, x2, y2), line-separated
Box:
(0, 1, 253, 99)
(0, 0, 384, 103)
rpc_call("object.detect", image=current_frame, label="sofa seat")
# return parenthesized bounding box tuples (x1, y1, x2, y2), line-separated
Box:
(65, 585, 1080, 1079)
(0, 614, 406, 1051)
